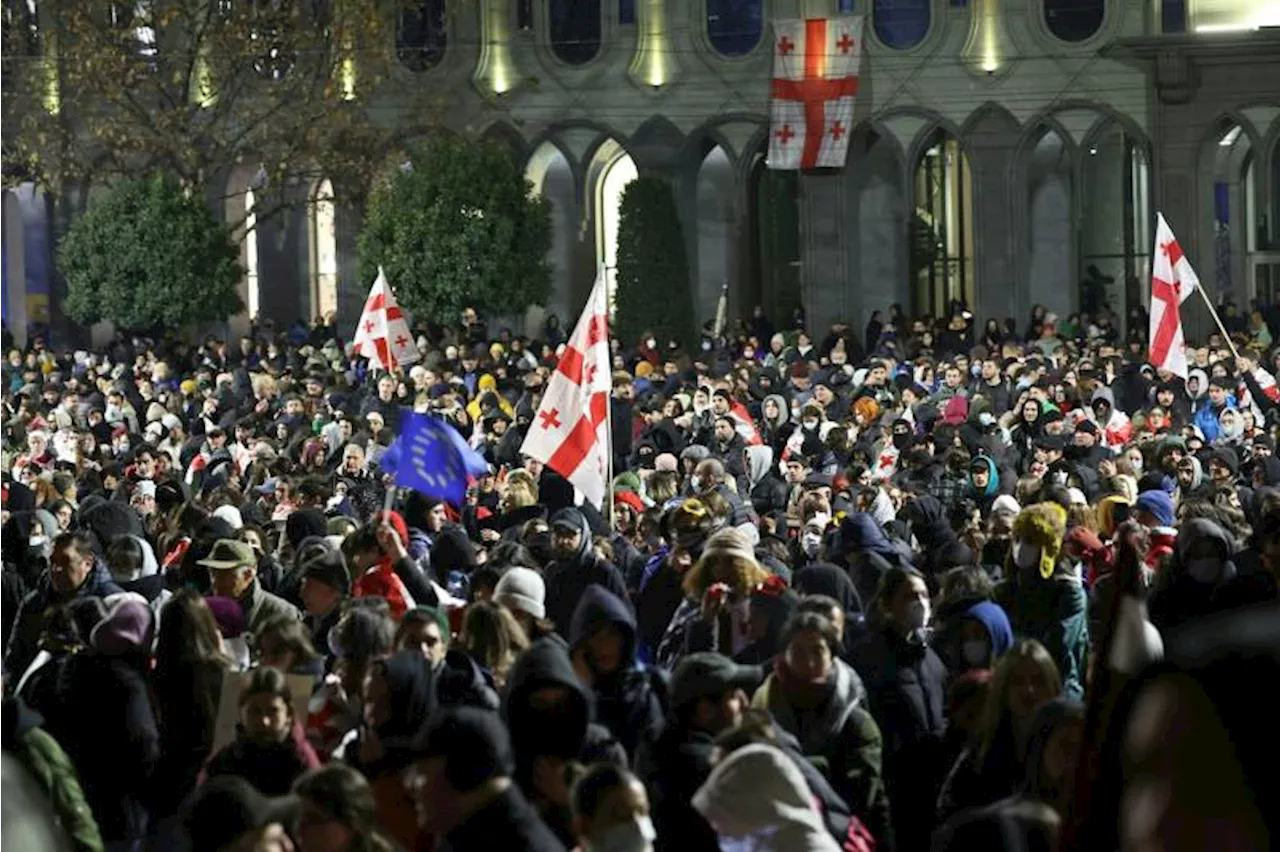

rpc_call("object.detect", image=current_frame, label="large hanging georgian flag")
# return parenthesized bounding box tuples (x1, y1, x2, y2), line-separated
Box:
(768, 16, 863, 170)
(520, 274, 612, 507)
(1148, 213, 1200, 378)
(352, 267, 421, 372)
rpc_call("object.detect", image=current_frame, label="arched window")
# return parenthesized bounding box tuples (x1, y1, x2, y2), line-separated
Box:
(707, 0, 763, 57)
(1043, 0, 1105, 43)
(550, 0, 601, 65)
(873, 0, 931, 50)
(397, 0, 446, 71)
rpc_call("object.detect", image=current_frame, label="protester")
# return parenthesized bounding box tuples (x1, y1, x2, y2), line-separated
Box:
(5, 300, 1280, 852)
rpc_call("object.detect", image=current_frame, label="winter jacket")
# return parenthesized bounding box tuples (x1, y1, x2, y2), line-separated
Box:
(544, 509, 631, 634)
(635, 723, 720, 852)
(994, 568, 1089, 699)
(568, 584, 669, 761)
(853, 627, 950, 852)
(4, 560, 124, 691)
(752, 658, 892, 847)
(203, 734, 317, 797)
(2, 698, 104, 852)
(439, 784, 567, 852)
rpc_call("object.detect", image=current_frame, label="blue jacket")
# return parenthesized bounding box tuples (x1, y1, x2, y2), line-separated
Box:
(1193, 394, 1236, 443)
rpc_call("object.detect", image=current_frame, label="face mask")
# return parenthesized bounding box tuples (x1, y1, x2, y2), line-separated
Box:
(701, 340, 712, 352)
(28, 533, 45, 548)
(645, 338, 656, 350)
(905, 599, 930, 631)
(970, 364, 981, 377)
(1014, 541, 1042, 571)
(802, 420, 819, 431)
(802, 531, 822, 557)
(961, 640, 988, 668)
(690, 475, 703, 492)
(117, 440, 130, 453)
(588, 817, 656, 852)
(1129, 456, 1144, 474)
(892, 431, 912, 450)
(1186, 557, 1222, 583)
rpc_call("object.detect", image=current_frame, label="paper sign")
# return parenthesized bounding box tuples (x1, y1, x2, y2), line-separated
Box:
(211, 668, 315, 754)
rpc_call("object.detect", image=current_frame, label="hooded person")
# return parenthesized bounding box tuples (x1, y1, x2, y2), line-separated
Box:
(349, 649, 437, 849)
(968, 453, 1003, 514)
(692, 744, 842, 852)
(899, 494, 973, 578)
(942, 599, 1016, 674)
(1089, 386, 1132, 449)
(544, 507, 631, 636)
(995, 503, 1089, 699)
(791, 563, 865, 661)
(1146, 517, 1259, 634)
(568, 584, 669, 763)
(502, 637, 625, 848)
(836, 512, 914, 606)
(746, 444, 788, 518)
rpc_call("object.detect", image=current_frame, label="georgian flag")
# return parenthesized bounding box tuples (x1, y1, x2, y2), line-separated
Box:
(768, 17, 863, 170)
(520, 274, 612, 507)
(352, 267, 421, 372)
(1148, 214, 1199, 379)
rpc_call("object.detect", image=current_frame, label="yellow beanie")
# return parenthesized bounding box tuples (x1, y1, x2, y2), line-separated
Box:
(635, 361, 653, 378)
(1013, 502, 1068, 579)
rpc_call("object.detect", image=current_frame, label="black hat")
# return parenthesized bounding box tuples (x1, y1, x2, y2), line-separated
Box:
(802, 472, 833, 490)
(671, 652, 761, 710)
(1076, 419, 1099, 435)
(183, 777, 293, 852)
(1036, 434, 1067, 452)
(301, 549, 350, 594)
(411, 707, 514, 792)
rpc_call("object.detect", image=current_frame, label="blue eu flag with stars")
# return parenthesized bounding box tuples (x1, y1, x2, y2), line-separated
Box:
(381, 411, 489, 506)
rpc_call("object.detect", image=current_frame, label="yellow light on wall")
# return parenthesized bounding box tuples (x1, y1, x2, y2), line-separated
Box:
(475, 0, 517, 96)
(43, 60, 60, 114)
(492, 55, 513, 95)
(340, 56, 357, 100)
(962, 0, 1005, 76)
(633, 0, 673, 90)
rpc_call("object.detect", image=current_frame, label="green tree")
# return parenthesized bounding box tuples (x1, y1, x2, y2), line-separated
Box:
(59, 175, 243, 330)
(614, 176, 695, 348)
(358, 136, 552, 323)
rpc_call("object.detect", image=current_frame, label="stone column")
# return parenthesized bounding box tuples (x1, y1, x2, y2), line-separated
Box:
(965, 110, 1021, 328)
(798, 171, 850, 334)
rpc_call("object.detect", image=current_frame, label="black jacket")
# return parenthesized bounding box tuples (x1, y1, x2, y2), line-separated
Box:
(441, 784, 566, 852)
(544, 509, 630, 634)
(635, 724, 719, 852)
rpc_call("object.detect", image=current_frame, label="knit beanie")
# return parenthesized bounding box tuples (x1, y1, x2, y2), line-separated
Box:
(494, 567, 546, 620)
(991, 494, 1021, 518)
(1134, 490, 1175, 528)
(90, 594, 154, 656)
(1012, 502, 1068, 580)
(701, 527, 758, 566)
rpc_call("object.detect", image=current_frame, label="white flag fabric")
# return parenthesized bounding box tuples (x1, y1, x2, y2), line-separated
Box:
(520, 275, 612, 507)
(352, 267, 421, 371)
(768, 17, 863, 170)
(1148, 213, 1199, 379)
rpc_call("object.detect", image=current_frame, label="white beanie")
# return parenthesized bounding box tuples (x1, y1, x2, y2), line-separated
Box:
(211, 505, 244, 530)
(992, 495, 1022, 517)
(161, 413, 182, 432)
(494, 567, 546, 620)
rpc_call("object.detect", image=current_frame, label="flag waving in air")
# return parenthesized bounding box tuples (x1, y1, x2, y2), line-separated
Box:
(768, 16, 863, 170)
(520, 275, 612, 507)
(352, 267, 421, 371)
(1149, 213, 1200, 379)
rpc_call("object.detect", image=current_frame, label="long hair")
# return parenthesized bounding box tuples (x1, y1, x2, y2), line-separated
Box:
(293, 764, 396, 852)
(155, 590, 231, 672)
(975, 639, 1062, 763)
(460, 600, 529, 689)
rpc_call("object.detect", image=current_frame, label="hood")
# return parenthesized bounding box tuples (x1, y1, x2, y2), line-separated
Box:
(502, 637, 592, 764)
(128, 535, 159, 578)
(1186, 368, 1208, 400)
(901, 494, 953, 546)
(550, 507, 593, 561)
(435, 649, 500, 712)
(762, 394, 790, 428)
(792, 563, 862, 615)
(1179, 456, 1203, 491)
(1175, 517, 1233, 561)
(839, 512, 897, 559)
(80, 499, 145, 546)
(1090, 386, 1116, 409)
(746, 444, 775, 489)
(971, 454, 999, 498)
(569, 583, 637, 666)
(374, 649, 437, 744)
(692, 744, 835, 848)
(961, 600, 1015, 658)
(868, 490, 896, 527)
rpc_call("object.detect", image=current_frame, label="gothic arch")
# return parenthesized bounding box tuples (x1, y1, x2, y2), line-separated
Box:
(480, 121, 528, 163)
(628, 115, 687, 172)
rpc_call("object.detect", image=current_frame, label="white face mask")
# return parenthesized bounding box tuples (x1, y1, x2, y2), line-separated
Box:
(961, 640, 989, 667)
(224, 635, 252, 671)
(801, 531, 822, 557)
(588, 817, 656, 852)
(802, 420, 819, 431)
(645, 338, 656, 350)
(1014, 541, 1042, 571)
(690, 475, 703, 492)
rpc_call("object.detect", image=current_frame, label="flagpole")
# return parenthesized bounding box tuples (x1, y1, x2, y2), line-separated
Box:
(1192, 284, 1242, 360)
(603, 268, 616, 533)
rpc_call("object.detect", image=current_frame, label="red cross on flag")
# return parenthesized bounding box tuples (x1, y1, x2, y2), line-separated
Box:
(768, 16, 863, 170)
(1148, 213, 1200, 379)
(520, 274, 612, 507)
(352, 267, 421, 372)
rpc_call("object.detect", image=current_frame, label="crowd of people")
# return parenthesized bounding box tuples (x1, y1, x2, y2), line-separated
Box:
(2, 300, 1278, 852)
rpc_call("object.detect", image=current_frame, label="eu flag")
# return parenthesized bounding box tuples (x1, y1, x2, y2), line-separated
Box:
(388, 411, 489, 506)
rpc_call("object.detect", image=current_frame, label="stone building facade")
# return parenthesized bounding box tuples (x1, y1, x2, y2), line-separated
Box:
(4, 0, 1279, 346)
